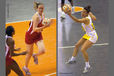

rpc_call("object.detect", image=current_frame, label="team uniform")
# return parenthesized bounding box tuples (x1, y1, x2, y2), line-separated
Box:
(5, 35, 14, 67)
(6, 35, 24, 76)
(25, 12, 45, 44)
(82, 15, 98, 43)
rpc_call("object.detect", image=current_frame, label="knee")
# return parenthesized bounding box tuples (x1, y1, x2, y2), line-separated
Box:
(27, 50, 33, 56)
(40, 49, 45, 54)
(75, 44, 80, 49)
(80, 48, 85, 53)
(42, 51, 45, 54)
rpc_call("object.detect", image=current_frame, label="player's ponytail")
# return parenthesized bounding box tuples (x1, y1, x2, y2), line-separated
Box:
(33, 1, 43, 10)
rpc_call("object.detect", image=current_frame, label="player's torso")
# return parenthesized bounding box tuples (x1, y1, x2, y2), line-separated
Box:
(82, 15, 95, 33)
(5, 35, 13, 60)
(27, 12, 45, 33)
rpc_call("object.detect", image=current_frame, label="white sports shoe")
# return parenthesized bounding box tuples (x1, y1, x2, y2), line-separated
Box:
(65, 59, 76, 64)
(83, 66, 91, 73)
(33, 54, 38, 64)
(22, 66, 31, 75)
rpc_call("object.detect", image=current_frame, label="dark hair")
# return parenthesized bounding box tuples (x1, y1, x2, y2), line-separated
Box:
(29, 21, 31, 26)
(84, 5, 91, 13)
(6, 26, 15, 36)
(34, 1, 43, 10)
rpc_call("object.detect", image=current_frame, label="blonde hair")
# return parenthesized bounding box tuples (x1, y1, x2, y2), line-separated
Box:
(34, 1, 43, 10)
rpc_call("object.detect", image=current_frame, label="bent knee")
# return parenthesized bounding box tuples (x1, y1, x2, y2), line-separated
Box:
(75, 44, 80, 48)
(27, 51, 33, 56)
(80, 48, 86, 52)
(40, 49, 45, 54)
(42, 51, 45, 54)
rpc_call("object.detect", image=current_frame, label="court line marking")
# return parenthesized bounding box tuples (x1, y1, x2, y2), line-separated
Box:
(45, 72, 56, 76)
(58, 43, 109, 49)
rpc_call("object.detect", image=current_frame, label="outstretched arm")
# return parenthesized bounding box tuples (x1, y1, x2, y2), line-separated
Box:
(7, 38, 27, 57)
(67, 12, 89, 24)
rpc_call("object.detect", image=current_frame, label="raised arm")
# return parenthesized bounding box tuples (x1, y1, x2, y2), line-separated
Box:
(89, 12, 96, 21)
(68, 12, 89, 24)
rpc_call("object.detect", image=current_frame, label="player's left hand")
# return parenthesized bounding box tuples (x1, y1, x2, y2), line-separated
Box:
(15, 48, 21, 51)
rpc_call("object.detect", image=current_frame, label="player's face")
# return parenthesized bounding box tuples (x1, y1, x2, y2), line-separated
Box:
(12, 31, 15, 36)
(81, 9, 88, 17)
(38, 5, 44, 14)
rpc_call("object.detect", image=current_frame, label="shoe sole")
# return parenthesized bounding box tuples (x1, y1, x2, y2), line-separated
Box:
(65, 61, 76, 64)
(82, 67, 92, 74)
(22, 67, 31, 75)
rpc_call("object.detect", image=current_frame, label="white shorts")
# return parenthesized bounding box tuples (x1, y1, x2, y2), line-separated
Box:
(83, 30, 98, 43)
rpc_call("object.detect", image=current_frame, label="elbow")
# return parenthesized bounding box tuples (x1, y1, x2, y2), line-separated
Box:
(94, 17, 97, 21)
(92, 17, 96, 21)
(93, 16, 97, 21)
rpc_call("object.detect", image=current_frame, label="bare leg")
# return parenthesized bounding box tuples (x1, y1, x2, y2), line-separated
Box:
(66, 38, 86, 64)
(11, 60, 24, 76)
(35, 40, 45, 56)
(32, 40, 45, 64)
(81, 40, 93, 62)
(25, 43, 33, 67)
(6, 66, 11, 76)
(23, 43, 33, 75)
(72, 38, 86, 57)
(81, 40, 93, 73)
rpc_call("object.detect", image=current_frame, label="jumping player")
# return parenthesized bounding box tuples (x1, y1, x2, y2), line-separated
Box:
(23, 2, 51, 75)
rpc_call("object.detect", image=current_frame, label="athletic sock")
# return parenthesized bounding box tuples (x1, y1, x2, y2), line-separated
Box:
(70, 56, 76, 61)
(24, 66, 28, 69)
(85, 62, 90, 68)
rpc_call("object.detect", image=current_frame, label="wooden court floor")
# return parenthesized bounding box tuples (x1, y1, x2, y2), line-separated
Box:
(6, 19, 56, 76)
